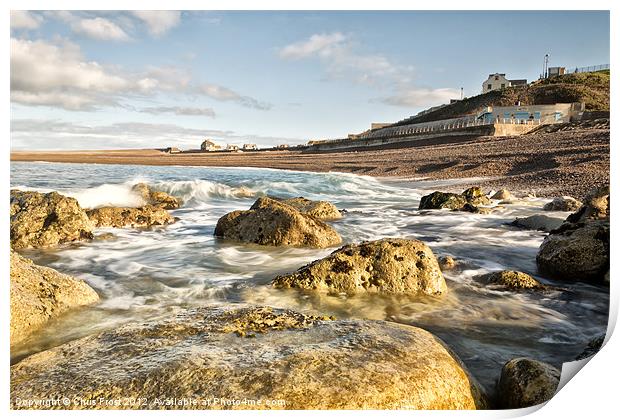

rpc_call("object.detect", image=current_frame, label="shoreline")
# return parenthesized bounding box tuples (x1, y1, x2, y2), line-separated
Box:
(11, 126, 609, 198)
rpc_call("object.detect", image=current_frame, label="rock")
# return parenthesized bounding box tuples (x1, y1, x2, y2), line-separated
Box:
(462, 187, 491, 206)
(543, 196, 582, 212)
(94, 232, 116, 241)
(576, 334, 605, 359)
(567, 185, 609, 223)
(536, 220, 609, 283)
(132, 183, 183, 210)
(438, 255, 457, 271)
(86, 205, 176, 228)
(492, 189, 513, 200)
(10, 305, 487, 410)
(10, 251, 99, 346)
(419, 192, 468, 210)
(214, 197, 341, 248)
(476, 270, 546, 290)
(10, 190, 94, 249)
(497, 358, 560, 409)
(271, 197, 341, 220)
(509, 215, 564, 232)
(460, 203, 494, 214)
(273, 238, 447, 297)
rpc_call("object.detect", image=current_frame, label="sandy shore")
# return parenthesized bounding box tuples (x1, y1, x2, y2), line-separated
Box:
(11, 126, 609, 199)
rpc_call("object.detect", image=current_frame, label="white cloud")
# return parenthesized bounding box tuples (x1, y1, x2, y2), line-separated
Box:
(279, 32, 346, 59)
(131, 11, 181, 36)
(71, 17, 131, 41)
(10, 37, 270, 112)
(10, 11, 42, 30)
(10, 119, 301, 150)
(140, 106, 216, 117)
(379, 88, 461, 108)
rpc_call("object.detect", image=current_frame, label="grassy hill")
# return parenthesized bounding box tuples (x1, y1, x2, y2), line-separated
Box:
(392, 70, 610, 127)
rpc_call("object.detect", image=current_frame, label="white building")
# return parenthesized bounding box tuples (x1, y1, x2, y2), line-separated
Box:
(226, 144, 240, 151)
(201, 139, 221, 151)
(242, 143, 257, 150)
(482, 73, 527, 93)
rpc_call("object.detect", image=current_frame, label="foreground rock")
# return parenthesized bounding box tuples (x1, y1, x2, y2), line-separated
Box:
(10, 251, 99, 346)
(475, 271, 546, 290)
(497, 358, 560, 409)
(273, 238, 447, 297)
(11, 306, 486, 410)
(10, 190, 93, 249)
(270, 197, 341, 220)
(215, 197, 341, 248)
(509, 215, 564, 232)
(566, 185, 609, 223)
(86, 205, 176, 228)
(536, 220, 609, 283)
(543, 196, 582, 212)
(419, 187, 491, 212)
(132, 183, 183, 210)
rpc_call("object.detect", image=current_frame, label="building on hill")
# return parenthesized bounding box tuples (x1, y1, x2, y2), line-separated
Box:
(165, 147, 181, 154)
(226, 144, 239, 151)
(482, 73, 528, 93)
(242, 143, 257, 150)
(548, 67, 566, 77)
(201, 139, 221, 151)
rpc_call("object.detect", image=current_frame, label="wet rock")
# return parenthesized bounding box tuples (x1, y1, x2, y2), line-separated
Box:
(419, 192, 468, 210)
(270, 197, 342, 220)
(439, 255, 457, 271)
(576, 334, 606, 359)
(543, 196, 582, 212)
(497, 358, 560, 409)
(132, 183, 183, 210)
(10, 305, 487, 410)
(10, 251, 99, 346)
(10, 190, 94, 249)
(491, 189, 513, 200)
(214, 197, 341, 248)
(476, 270, 546, 290)
(509, 215, 564, 232)
(536, 220, 609, 283)
(94, 232, 116, 241)
(462, 187, 491, 206)
(86, 205, 176, 228)
(273, 238, 447, 297)
(460, 203, 495, 214)
(566, 185, 609, 223)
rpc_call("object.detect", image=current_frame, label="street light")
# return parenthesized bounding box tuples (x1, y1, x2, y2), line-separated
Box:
(543, 54, 549, 78)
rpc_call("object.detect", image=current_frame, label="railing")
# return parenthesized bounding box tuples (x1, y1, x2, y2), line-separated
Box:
(563, 64, 609, 74)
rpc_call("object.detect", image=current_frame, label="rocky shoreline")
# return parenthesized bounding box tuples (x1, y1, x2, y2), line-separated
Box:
(9, 181, 610, 410)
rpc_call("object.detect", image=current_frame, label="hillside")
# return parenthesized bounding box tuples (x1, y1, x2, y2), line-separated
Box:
(391, 70, 610, 127)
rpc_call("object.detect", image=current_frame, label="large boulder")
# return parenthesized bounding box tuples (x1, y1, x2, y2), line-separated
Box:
(10, 306, 487, 410)
(10, 251, 99, 346)
(475, 270, 546, 290)
(491, 189, 513, 200)
(273, 238, 447, 297)
(214, 197, 341, 248)
(270, 197, 341, 220)
(132, 183, 183, 210)
(419, 187, 490, 211)
(536, 220, 609, 283)
(509, 215, 564, 232)
(566, 185, 609, 223)
(543, 196, 582, 212)
(497, 358, 560, 409)
(10, 190, 94, 249)
(86, 205, 176, 228)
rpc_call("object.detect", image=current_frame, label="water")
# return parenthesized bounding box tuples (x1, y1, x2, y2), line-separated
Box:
(10, 161, 609, 394)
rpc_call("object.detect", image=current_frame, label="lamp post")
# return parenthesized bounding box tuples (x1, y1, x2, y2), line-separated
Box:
(543, 54, 549, 78)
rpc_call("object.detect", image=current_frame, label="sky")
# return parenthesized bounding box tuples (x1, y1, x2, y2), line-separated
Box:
(10, 10, 610, 150)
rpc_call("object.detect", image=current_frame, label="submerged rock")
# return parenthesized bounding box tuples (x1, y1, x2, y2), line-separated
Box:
(543, 196, 582, 212)
(132, 183, 183, 210)
(476, 270, 546, 290)
(86, 205, 176, 228)
(576, 334, 606, 360)
(214, 197, 341, 248)
(491, 189, 513, 200)
(509, 215, 564, 232)
(419, 187, 491, 211)
(270, 196, 342, 220)
(10, 305, 487, 410)
(497, 358, 560, 409)
(566, 185, 609, 223)
(536, 220, 609, 283)
(272, 238, 447, 297)
(438, 255, 457, 271)
(10, 251, 99, 346)
(10, 190, 94, 249)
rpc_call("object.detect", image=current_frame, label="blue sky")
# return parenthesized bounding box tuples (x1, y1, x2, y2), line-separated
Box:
(10, 10, 610, 150)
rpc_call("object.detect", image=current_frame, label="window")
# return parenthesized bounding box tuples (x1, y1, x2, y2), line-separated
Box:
(495, 76, 499, 80)
(487, 84, 492, 90)
(501, 83, 506, 89)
